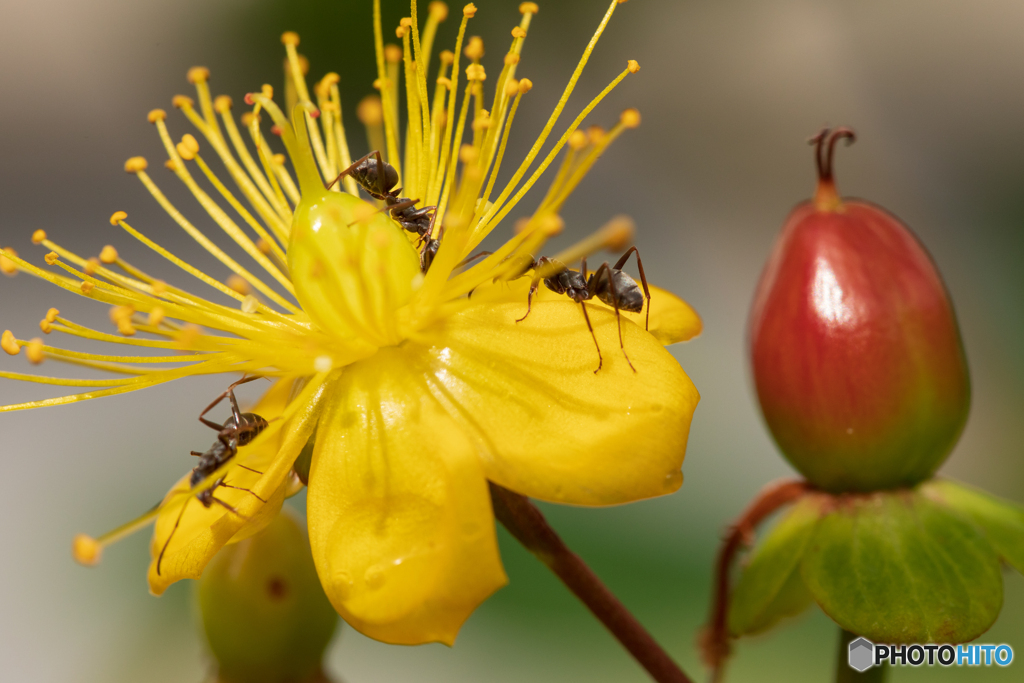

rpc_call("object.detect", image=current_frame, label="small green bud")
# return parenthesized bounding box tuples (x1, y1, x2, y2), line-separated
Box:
(197, 509, 337, 683)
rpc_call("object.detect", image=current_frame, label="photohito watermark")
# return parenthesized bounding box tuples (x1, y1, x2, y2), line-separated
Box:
(848, 637, 1014, 672)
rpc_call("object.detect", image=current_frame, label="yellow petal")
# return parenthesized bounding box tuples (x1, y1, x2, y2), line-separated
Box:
(147, 375, 335, 595)
(289, 190, 420, 348)
(411, 301, 700, 505)
(307, 347, 507, 646)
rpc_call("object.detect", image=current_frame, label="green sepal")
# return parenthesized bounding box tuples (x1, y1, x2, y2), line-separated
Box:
(728, 496, 820, 636)
(800, 487, 1002, 644)
(922, 478, 1024, 575)
(197, 508, 338, 683)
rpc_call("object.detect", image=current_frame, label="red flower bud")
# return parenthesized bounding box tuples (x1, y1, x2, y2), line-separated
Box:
(749, 128, 970, 492)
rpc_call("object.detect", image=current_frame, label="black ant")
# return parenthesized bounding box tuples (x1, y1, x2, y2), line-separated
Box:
(517, 247, 650, 373)
(156, 376, 270, 576)
(327, 150, 440, 272)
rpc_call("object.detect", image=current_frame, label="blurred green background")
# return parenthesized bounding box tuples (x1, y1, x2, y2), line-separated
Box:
(1, 0, 1022, 681)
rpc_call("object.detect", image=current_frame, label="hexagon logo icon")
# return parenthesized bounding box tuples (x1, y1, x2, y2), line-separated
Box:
(848, 637, 874, 672)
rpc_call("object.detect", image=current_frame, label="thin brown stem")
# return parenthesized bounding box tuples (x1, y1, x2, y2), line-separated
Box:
(488, 482, 694, 683)
(699, 478, 810, 683)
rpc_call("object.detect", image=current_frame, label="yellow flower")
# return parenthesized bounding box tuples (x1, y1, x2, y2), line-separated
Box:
(3, 0, 701, 645)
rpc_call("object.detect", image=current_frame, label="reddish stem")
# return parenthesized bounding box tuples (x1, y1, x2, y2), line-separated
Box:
(699, 479, 810, 683)
(489, 482, 694, 683)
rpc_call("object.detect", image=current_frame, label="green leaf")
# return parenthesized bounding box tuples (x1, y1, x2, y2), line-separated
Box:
(922, 478, 1024, 575)
(729, 496, 820, 636)
(800, 488, 1002, 644)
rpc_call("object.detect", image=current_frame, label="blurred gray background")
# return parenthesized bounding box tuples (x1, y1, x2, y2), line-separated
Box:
(1, 0, 1022, 681)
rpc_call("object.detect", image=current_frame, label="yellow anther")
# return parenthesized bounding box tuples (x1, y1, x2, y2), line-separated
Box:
(603, 215, 635, 250)
(459, 144, 479, 164)
(240, 112, 257, 127)
(539, 213, 565, 236)
(45, 308, 60, 323)
(617, 0, 629, 4)
(165, 159, 179, 171)
(627, 59, 640, 74)
(171, 95, 194, 109)
(281, 31, 300, 46)
(177, 324, 202, 348)
(429, 1, 449, 20)
(109, 305, 134, 324)
(519, 2, 539, 14)
(384, 43, 403, 63)
(272, 153, 286, 165)
(213, 95, 232, 112)
(504, 53, 521, 66)
(176, 142, 195, 161)
(512, 27, 527, 38)
(518, 78, 533, 94)
(505, 79, 520, 97)
(296, 54, 310, 75)
(440, 50, 455, 64)
(620, 108, 641, 128)
(464, 36, 484, 60)
(463, 3, 477, 18)
(256, 239, 272, 255)
(1, 330, 20, 355)
(186, 66, 210, 84)
(372, 78, 384, 91)
(395, 26, 407, 39)
(241, 295, 259, 314)
(80, 282, 94, 294)
(226, 274, 251, 295)
(124, 157, 148, 173)
(472, 114, 491, 131)
(84, 257, 100, 276)
(25, 338, 44, 364)
(99, 245, 118, 264)
(261, 84, 274, 99)
(117, 319, 136, 337)
(587, 125, 607, 145)
(400, 17, 413, 28)
(147, 109, 166, 123)
(466, 64, 487, 81)
(437, 76, 452, 88)
(148, 306, 166, 327)
(109, 211, 128, 226)
(151, 280, 167, 297)
(569, 130, 588, 150)
(73, 534, 101, 566)
(0, 247, 17, 276)
(31, 229, 47, 244)
(39, 319, 51, 334)
(514, 217, 530, 235)
(180, 133, 199, 155)
(357, 95, 384, 125)
(321, 72, 340, 87)
(44, 252, 59, 266)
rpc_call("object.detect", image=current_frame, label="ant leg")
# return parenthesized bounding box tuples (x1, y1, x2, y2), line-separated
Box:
(516, 281, 539, 323)
(156, 496, 191, 576)
(211, 497, 249, 520)
(613, 246, 652, 331)
(236, 464, 265, 475)
(592, 263, 636, 373)
(458, 250, 492, 268)
(190, 451, 204, 457)
(348, 197, 420, 228)
(374, 150, 388, 197)
(218, 483, 268, 503)
(578, 301, 603, 373)
(198, 375, 262, 433)
(325, 151, 375, 191)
